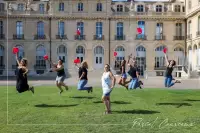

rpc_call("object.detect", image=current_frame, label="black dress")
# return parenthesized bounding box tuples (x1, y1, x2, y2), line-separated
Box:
(16, 68, 29, 93)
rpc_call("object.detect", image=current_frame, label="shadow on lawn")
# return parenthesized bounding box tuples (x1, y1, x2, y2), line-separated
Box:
(114, 110, 160, 114)
(70, 96, 95, 99)
(156, 103, 192, 108)
(35, 104, 78, 108)
(184, 99, 200, 102)
(93, 101, 131, 104)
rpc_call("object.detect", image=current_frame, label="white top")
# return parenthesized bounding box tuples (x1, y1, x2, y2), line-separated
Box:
(101, 72, 112, 93)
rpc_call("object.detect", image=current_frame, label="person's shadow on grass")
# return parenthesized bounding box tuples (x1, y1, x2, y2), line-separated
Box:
(156, 103, 192, 108)
(35, 104, 78, 108)
(113, 110, 160, 114)
(70, 96, 95, 99)
(184, 99, 200, 102)
(93, 101, 131, 104)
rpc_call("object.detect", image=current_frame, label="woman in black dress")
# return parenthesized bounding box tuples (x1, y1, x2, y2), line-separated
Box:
(15, 53, 34, 94)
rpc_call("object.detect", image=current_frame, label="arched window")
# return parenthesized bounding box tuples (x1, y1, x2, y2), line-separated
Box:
(155, 45, 166, 68)
(76, 46, 85, 54)
(174, 47, 184, 65)
(58, 45, 66, 54)
(115, 46, 125, 69)
(136, 45, 146, 52)
(36, 45, 46, 67)
(76, 46, 85, 62)
(94, 46, 104, 54)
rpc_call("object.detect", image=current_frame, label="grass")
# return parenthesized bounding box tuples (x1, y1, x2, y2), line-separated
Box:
(0, 86, 200, 133)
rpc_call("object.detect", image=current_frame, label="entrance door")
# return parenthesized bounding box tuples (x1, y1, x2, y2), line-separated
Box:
(136, 57, 145, 76)
(95, 55, 103, 69)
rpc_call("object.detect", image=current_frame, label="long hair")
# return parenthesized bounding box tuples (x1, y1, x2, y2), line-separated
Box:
(21, 58, 28, 67)
(81, 60, 88, 69)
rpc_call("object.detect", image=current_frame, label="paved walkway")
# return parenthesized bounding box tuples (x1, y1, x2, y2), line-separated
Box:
(1, 76, 200, 89)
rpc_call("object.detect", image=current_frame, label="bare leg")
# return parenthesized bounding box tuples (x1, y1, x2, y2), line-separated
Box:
(102, 96, 109, 114)
(118, 78, 128, 89)
(107, 97, 111, 114)
(56, 82, 63, 94)
(59, 82, 69, 91)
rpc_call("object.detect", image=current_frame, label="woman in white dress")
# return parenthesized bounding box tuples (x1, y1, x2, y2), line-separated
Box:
(101, 64, 116, 114)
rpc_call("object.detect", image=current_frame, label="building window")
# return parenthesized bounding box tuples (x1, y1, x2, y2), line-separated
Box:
(188, 21, 191, 35)
(176, 23, 182, 36)
(77, 22, 84, 35)
(0, 45, 4, 67)
(17, 3, 24, 11)
(37, 21, 44, 36)
(137, 5, 144, 12)
(117, 5, 123, 12)
(96, 3, 102, 11)
(16, 21, 23, 38)
(76, 46, 85, 62)
(0, 3, 4, 11)
(39, 4, 45, 13)
(96, 22, 103, 38)
(116, 22, 123, 36)
(155, 46, 166, 68)
(115, 46, 125, 69)
(59, 3, 64, 11)
(0, 21, 3, 35)
(198, 16, 200, 32)
(138, 21, 145, 35)
(36, 45, 46, 69)
(174, 5, 181, 12)
(156, 23, 163, 39)
(188, 0, 191, 9)
(58, 21, 65, 36)
(182, 6, 185, 12)
(174, 47, 184, 66)
(78, 2, 83, 11)
(156, 5, 162, 12)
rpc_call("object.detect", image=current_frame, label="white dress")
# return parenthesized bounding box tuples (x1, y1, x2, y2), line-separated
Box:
(101, 72, 112, 95)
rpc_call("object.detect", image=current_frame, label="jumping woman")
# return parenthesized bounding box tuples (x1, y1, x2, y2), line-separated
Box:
(15, 53, 34, 94)
(48, 59, 68, 94)
(75, 61, 93, 93)
(164, 53, 181, 88)
(127, 55, 143, 89)
(115, 58, 130, 89)
(101, 64, 116, 114)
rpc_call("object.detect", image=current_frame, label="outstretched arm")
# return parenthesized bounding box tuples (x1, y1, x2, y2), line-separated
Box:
(74, 63, 80, 70)
(164, 53, 169, 66)
(48, 60, 57, 68)
(15, 53, 20, 66)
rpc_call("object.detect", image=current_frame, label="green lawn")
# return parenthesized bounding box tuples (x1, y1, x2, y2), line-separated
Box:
(0, 86, 200, 133)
